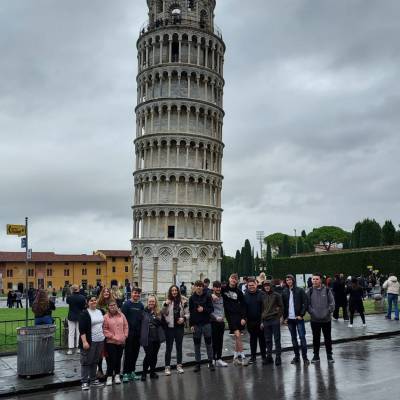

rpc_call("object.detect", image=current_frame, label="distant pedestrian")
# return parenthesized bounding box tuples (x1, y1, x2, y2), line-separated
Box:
(125, 282, 132, 301)
(179, 282, 187, 296)
(347, 278, 366, 327)
(32, 289, 55, 325)
(239, 277, 248, 294)
(307, 273, 335, 364)
(15, 291, 23, 308)
(383, 273, 399, 320)
(79, 296, 105, 390)
(7, 291, 13, 308)
(203, 278, 212, 295)
(332, 274, 349, 321)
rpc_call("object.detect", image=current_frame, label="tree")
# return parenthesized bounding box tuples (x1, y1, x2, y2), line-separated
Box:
(352, 222, 362, 248)
(280, 235, 292, 257)
(301, 230, 307, 239)
(266, 241, 272, 272)
(307, 226, 350, 251)
(234, 250, 241, 273)
(359, 219, 381, 248)
(382, 220, 396, 246)
(242, 239, 254, 276)
(221, 255, 235, 281)
(297, 237, 304, 254)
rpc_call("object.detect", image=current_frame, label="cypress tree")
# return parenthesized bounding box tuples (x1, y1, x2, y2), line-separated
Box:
(359, 219, 381, 248)
(382, 220, 396, 246)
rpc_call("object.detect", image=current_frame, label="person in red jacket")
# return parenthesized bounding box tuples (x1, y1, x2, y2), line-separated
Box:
(103, 300, 129, 386)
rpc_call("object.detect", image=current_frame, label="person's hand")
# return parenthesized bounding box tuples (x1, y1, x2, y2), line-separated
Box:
(191, 326, 195, 333)
(283, 319, 288, 325)
(212, 294, 218, 301)
(197, 305, 204, 312)
(260, 323, 264, 330)
(296, 316, 303, 321)
(217, 317, 224, 322)
(177, 318, 184, 325)
(165, 299, 171, 305)
(240, 319, 246, 326)
(83, 342, 90, 350)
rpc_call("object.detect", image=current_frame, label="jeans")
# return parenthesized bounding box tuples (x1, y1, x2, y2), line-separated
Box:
(123, 335, 141, 374)
(105, 343, 124, 377)
(387, 293, 399, 320)
(211, 321, 225, 360)
(263, 319, 281, 357)
(247, 320, 266, 358)
(165, 325, 184, 366)
(310, 321, 332, 357)
(287, 319, 307, 359)
(67, 320, 80, 349)
(35, 316, 53, 325)
(81, 341, 104, 384)
(143, 340, 161, 375)
(192, 323, 213, 363)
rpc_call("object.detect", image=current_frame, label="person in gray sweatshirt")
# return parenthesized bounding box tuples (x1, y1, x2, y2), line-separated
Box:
(307, 273, 335, 364)
(211, 281, 228, 367)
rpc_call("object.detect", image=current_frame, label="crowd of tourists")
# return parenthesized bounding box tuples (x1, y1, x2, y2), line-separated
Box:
(29, 271, 399, 391)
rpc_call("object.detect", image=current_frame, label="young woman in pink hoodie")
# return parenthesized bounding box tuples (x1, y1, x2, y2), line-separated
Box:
(103, 300, 129, 385)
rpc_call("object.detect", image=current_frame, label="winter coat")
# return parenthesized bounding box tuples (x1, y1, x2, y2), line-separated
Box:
(332, 278, 347, 305)
(66, 292, 86, 322)
(307, 287, 335, 323)
(161, 297, 189, 328)
(383, 276, 400, 295)
(140, 309, 166, 347)
(282, 286, 308, 319)
(189, 291, 214, 326)
(103, 311, 129, 345)
(261, 289, 283, 321)
(244, 290, 264, 322)
(347, 286, 364, 312)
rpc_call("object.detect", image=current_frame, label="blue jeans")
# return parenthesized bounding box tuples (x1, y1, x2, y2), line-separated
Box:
(287, 319, 308, 359)
(35, 316, 53, 325)
(387, 293, 399, 319)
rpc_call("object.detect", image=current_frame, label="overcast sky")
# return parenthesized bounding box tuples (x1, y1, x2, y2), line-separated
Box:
(1, 0, 400, 256)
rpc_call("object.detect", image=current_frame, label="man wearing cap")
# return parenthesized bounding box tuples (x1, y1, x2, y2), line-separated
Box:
(260, 280, 283, 366)
(282, 274, 309, 365)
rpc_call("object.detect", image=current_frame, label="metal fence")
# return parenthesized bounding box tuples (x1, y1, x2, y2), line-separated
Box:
(0, 317, 65, 355)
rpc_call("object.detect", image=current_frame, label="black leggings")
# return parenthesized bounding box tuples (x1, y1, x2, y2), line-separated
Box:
(143, 340, 161, 375)
(349, 308, 365, 324)
(211, 321, 225, 360)
(165, 326, 184, 366)
(105, 343, 124, 376)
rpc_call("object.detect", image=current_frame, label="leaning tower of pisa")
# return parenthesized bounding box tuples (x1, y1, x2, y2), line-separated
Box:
(132, 0, 225, 293)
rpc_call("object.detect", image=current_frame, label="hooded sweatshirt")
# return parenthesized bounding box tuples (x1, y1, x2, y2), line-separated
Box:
(307, 286, 335, 323)
(383, 276, 400, 295)
(261, 288, 283, 321)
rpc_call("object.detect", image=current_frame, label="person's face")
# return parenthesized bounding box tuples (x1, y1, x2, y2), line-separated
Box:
(88, 297, 97, 309)
(132, 291, 140, 302)
(264, 285, 271, 293)
(229, 276, 238, 287)
(312, 276, 322, 287)
(213, 286, 221, 295)
(109, 303, 118, 314)
(171, 287, 178, 297)
(104, 289, 110, 299)
(247, 282, 257, 293)
(286, 278, 294, 288)
(204, 282, 209, 288)
(148, 297, 156, 310)
(195, 285, 203, 295)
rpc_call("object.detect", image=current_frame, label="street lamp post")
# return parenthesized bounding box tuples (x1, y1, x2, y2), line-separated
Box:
(294, 228, 298, 256)
(256, 231, 265, 270)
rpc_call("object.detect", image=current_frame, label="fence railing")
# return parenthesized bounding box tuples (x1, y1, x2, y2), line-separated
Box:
(0, 317, 66, 355)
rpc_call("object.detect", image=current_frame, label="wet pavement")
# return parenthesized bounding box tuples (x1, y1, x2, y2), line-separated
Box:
(1, 314, 399, 397)
(9, 335, 400, 400)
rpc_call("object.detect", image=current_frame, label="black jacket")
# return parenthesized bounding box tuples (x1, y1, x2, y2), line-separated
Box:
(140, 308, 166, 347)
(78, 308, 105, 349)
(66, 292, 86, 322)
(189, 291, 214, 326)
(221, 285, 246, 319)
(347, 286, 364, 312)
(282, 286, 308, 319)
(244, 290, 264, 322)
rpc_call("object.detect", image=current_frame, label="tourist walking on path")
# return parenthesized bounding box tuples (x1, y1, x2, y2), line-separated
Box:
(211, 281, 228, 367)
(307, 273, 335, 364)
(66, 284, 86, 355)
(79, 296, 105, 390)
(222, 274, 248, 366)
(140, 295, 165, 381)
(347, 278, 366, 327)
(383, 274, 400, 320)
(189, 280, 215, 372)
(244, 278, 266, 364)
(32, 289, 56, 325)
(103, 300, 129, 386)
(282, 274, 309, 365)
(121, 288, 144, 382)
(261, 280, 283, 366)
(332, 274, 349, 321)
(162, 285, 189, 376)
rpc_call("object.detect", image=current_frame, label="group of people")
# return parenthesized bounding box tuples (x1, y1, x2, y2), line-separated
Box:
(6, 290, 23, 308)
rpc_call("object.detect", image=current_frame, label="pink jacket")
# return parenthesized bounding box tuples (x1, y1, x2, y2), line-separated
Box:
(103, 311, 129, 345)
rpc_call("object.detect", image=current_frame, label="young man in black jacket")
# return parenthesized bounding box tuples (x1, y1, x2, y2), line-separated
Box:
(189, 280, 215, 372)
(244, 278, 266, 364)
(282, 274, 310, 365)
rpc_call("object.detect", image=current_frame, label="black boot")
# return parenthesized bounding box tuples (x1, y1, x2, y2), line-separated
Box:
(275, 356, 282, 366)
(193, 363, 201, 373)
(208, 361, 215, 371)
(265, 355, 274, 364)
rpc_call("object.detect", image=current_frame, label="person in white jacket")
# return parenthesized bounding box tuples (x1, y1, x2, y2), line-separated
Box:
(383, 274, 400, 320)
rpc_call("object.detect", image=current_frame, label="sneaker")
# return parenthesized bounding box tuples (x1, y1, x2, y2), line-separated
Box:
(264, 356, 274, 365)
(114, 375, 121, 384)
(348, 324, 353, 328)
(67, 349, 73, 355)
(96, 371, 105, 381)
(362, 324, 367, 327)
(122, 373, 130, 383)
(311, 356, 320, 364)
(150, 372, 159, 379)
(131, 372, 140, 381)
(208, 361, 215, 371)
(327, 355, 335, 364)
(249, 355, 256, 364)
(165, 366, 171, 376)
(385, 316, 392, 320)
(303, 358, 310, 366)
(291, 357, 300, 365)
(216, 359, 228, 367)
(177, 364, 184, 374)
(81, 383, 90, 391)
(275, 356, 282, 366)
(90, 380, 104, 388)
(106, 377, 113, 386)
(241, 357, 249, 367)
(76, 348, 80, 354)
(233, 357, 241, 366)
(193, 364, 201, 373)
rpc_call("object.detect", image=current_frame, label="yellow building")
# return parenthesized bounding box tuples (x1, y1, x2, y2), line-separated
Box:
(0, 250, 133, 292)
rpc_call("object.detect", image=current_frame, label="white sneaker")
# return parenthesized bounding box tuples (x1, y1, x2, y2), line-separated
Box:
(241, 357, 249, 366)
(67, 349, 73, 355)
(362, 323, 367, 327)
(106, 377, 113, 386)
(176, 365, 184, 374)
(348, 324, 353, 328)
(233, 357, 241, 366)
(165, 366, 171, 376)
(81, 383, 90, 391)
(114, 375, 121, 384)
(216, 359, 228, 367)
(76, 348, 80, 354)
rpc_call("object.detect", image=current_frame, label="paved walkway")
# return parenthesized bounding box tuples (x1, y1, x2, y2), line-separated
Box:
(0, 314, 399, 397)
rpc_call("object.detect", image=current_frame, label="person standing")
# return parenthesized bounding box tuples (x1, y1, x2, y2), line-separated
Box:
(179, 282, 187, 297)
(307, 273, 335, 364)
(121, 288, 144, 382)
(222, 274, 248, 366)
(210, 281, 228, 367)
(125, 282, 132, 301)
(282, 274, 309, 365)
(103, 300, 129, 386)
(203, 278, 212, 295)
(261, 280, 283, 366)
(244, 278, 266, 364)
(140, 295, 165, 381)
(15, 291, 23, 308)
(189, 280, 215, 372)
(32, 289, 56, 325)
(162, 285, 188, 376)
(332, 274, 349, 321)
(347, 278, 366, 327)
(79, 296, 105, 390)
(66, 284, 86, 355)
(383, 274, 400, 320)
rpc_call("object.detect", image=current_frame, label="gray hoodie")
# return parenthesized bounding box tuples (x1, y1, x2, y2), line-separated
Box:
(307, 286, 335, 323)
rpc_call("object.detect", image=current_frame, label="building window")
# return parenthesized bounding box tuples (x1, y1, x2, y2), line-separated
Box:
(124, 257, 129, 262)
(47, 281, 52, 288)
(96, 262, 101, 266)
(47, 269, 53, 277)
(6, 269, 13, 277)
(112, 257, 116, 262)
(112, 266, 116, 273)
(65, 280, 69, 286)
(125, 266, 129, 273)
(7, 282, 13, 289)
(96, 268, 101, 275)
(64, 262, 69, 266)
(28, 269, 34, 277)
(47, 263, 53, 266)
(82, 268, 87, 276)
(64, 269, 70, 277)
(168, 225, 175, 238)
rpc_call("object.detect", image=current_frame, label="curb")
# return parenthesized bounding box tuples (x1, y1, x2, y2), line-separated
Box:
(1, 329, 400, 397)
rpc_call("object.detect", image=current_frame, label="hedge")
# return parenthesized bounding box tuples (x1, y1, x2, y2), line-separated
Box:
(272, 245, 400, 278)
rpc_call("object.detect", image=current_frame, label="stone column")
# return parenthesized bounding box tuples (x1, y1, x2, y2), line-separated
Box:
(138, 257, 143, 289)
(153, 257, 158, 292)
(159, 39, 163, 64)
(172, 258, 178, 285)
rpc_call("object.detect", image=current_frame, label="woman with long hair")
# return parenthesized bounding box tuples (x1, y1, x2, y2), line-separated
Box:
(161, 285, 188, 375)
(140, 295, 165, 381)
(32, 289, 56, 325)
